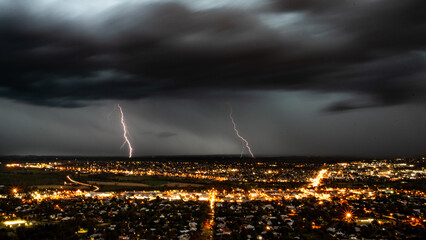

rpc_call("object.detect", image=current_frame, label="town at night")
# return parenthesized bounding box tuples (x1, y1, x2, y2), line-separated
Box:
(0, 157, 425, 239)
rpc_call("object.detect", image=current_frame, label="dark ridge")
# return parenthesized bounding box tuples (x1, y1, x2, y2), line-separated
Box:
(0, 155, 423, 164)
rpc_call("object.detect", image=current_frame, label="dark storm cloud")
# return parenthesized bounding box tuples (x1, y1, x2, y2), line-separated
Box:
(0, 0, 425, 110)
(157, 132, 178, 139)
(267, 0, 348, 12)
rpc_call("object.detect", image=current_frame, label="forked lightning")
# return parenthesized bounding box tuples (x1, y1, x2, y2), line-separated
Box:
(117, 104, 133, 158)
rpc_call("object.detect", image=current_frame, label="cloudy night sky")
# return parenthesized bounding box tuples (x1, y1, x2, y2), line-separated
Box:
(0, 0, 425, 157)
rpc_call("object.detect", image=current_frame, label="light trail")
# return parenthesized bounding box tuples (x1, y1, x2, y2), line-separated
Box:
(229, 106, 255, 158)
(67, 175, 99, 192)
(311, 169, 327, 187)
(209, 189, 216, 211)
(117, 104, 133, 158)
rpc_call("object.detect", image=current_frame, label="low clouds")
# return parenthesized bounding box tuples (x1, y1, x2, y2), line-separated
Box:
(0, 0, 425, 110)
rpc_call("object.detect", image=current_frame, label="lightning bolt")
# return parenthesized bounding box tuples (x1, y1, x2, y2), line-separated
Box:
(240, 143, 245, 158)
(117, 104, 133, 158)
(107, 107, 116, 121)
(120, 141, 127, 150)
(229, 106, 255, 159)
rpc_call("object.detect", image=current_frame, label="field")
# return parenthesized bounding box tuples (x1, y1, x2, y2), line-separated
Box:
(0, 165, 309, 192)
(87, 181, 150, 187)
(114, 175, 172, 186)
(0, 166, 66, 186)
(0, 165, 208, 192)
(82, 174, 206, 191)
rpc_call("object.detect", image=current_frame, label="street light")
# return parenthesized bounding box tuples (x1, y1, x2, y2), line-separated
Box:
(344, 210, 354, 222)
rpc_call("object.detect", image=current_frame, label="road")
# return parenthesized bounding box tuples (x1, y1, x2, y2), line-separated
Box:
(66, 175, 99, 191)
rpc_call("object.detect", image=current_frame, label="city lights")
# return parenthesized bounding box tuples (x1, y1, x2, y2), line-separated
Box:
(1, 157, 424, 239)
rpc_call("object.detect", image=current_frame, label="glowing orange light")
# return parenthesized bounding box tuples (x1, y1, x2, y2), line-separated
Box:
(311, 169, 327, 187)
(4, 220, 26, 226)
(343, 209, 354, 222)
